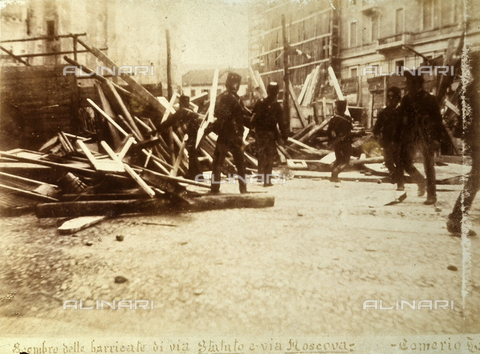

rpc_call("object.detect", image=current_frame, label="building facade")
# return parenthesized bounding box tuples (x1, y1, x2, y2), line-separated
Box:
(248, 0, 480, 128)
(1, 0, 182, 88)
(248, 0, 340, 88)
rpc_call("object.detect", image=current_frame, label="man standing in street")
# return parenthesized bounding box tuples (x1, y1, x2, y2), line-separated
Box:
(373, 87, 402, 181)
(375, 86, 427, 196)
(399, 70, 445, 205)
(160, 95, 203, 180)
(251, 82, 288, 187)
(210, 72, 248, 194)
(327, 100, 353, 182)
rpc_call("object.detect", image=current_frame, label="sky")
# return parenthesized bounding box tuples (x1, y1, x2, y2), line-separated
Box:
(175, 0, 251, 72)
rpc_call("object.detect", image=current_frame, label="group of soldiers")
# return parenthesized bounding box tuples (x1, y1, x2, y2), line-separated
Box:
(162, 72, 287, 194)
(161, 63, 478, 236)
(372, 69, 444, 205)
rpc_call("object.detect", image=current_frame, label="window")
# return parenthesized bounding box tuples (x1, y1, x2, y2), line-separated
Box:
(350, 68, 358, 78)
(395, 60, 404, 69)
(350, 22, 357, 47)
(433, 0, 441, 28)
(47, 20, 55, 37)
(423, 0, 433, 29)
(395, 9, 404, 34)
(190, 89, 196, 97)
(371, 15, 379, 41)
(441, 1, 454, 25)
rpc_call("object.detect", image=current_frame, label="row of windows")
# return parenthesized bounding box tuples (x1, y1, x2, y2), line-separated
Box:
(258, 12, 331, 53)
(257, 37, 331, 71)
(348, 1, 457, 48)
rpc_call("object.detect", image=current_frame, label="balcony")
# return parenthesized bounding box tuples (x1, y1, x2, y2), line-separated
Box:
(361, 0, 380, 15)
(376, 32, 412, 54)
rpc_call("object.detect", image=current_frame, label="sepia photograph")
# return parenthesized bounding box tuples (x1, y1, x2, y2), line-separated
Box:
(0, 0, 479, 352)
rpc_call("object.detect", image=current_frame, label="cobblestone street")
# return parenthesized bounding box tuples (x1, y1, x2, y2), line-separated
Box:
(0, 178, 479, 338)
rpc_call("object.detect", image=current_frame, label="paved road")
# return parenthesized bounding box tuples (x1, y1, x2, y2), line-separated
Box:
(0, 178, 478, 337)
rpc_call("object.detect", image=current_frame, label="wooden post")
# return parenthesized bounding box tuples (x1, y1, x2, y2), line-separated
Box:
(166, 29, 173, 100)
(73, 35, 78, 61)
(282, 15, 291, 133)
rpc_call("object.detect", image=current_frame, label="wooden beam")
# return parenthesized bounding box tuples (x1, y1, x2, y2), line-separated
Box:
(123, 163, 156, 198)
(328, 66, 350, 116)
(89, 46, 169, 115)
(196, 68, 219, 148)
(77, 140, 125, 173)
(36, 193, 275, 218)
(0, 183, 59, 202)
(95, 83, 122, 148)
(289, 81, 307, 127)
(58, 216, 108, 235)
(63, 56, 131, 97)
(298, 118, 331, 143)
(0, 151, 98, 177)
(103, 80, 144, 141)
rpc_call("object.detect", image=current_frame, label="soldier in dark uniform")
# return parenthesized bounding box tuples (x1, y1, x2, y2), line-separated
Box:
(210, 72, 248, 193)
(398, 70, 445, 205)
(378, 86, 427, 195)
(447, 50, 480, 236)
(327, 100, 353, 182)
(373, 87, 402, 180)
(251, 82, 288, 186)
(161, 95, 202, 180)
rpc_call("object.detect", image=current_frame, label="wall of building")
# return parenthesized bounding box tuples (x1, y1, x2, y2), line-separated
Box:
(0, 0, 182, 89)
(249, 0, 480, 128)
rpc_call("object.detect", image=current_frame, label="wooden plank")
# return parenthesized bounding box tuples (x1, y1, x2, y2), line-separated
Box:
(170, 136, 187, 177)
(95, 83, 122, 148)
(88, 98, 129, 137)
(287, 137, 329, 155)
(254, 70, 267, 97)
(140, 167, 210, 189)
(298, 118, 331, 143)
(303, 66, 319, 106)
(103, 80, 144, 141)
(287, 159, 308, 170)
(298, 73, 312, 105)
(0, 183, 59, 202)
(77, 140, 125, 173)
(58, 216, 107, 235)
(244, 151, 258, 168)
(161, 94, 177, 124)
(36, 193, 274, 218)
(89, 47, 169, 115)
(89, 98, 170, 174)
(123, 164, 156, 198)
(328, 66, 350, 116)
(117, 136, 135, 160)
(277, 145, 292, 159)
(196, 68, 219, 148)
(0, 151, 97, 177)
(289, 81, 307, 127)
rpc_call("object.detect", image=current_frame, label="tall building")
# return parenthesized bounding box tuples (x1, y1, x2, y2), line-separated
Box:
(248, 0, 480, 128)
(248, 0, 340, 87)
(0, 0, 182, 88)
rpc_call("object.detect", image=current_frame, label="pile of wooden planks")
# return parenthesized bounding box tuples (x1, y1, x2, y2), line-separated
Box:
(0, 43, 273, 232)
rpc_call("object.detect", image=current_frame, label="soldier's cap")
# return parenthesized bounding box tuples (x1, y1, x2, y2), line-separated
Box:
(387, 86, 401, 99)
(335, 100, 347, 109)
(267, 82, 279, 96)
(404, 69, 424, 84)
(179, 95, 190, 107)
(226, 72, 242, 89)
